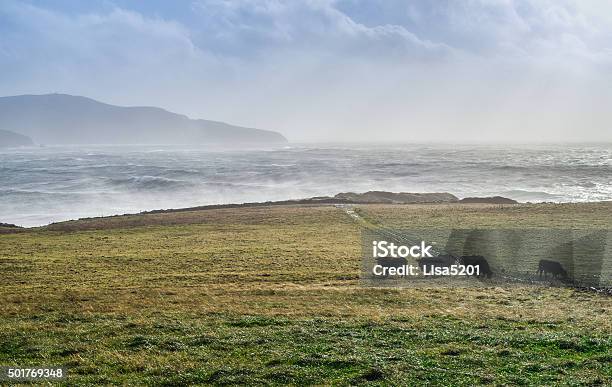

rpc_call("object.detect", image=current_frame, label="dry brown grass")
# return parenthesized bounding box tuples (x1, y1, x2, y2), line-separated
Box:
(0, 203, 610, 384)
(357, 201, 612, 229)
(2, 203, 610, 326)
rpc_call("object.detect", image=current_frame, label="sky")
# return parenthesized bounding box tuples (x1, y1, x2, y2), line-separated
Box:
(1, 0, 612, 142)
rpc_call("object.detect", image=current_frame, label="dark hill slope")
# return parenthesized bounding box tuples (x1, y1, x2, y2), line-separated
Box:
(0, 94, 287, 145)
(0, 129, 33, 148)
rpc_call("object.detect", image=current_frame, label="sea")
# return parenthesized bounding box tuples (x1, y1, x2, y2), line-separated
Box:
(1, 143, 611, 227)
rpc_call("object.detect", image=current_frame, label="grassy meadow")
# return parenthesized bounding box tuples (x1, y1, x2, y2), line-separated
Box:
(0, 203, 611, 385)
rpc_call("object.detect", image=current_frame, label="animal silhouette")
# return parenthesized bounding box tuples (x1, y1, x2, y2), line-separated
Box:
(537, 259, 568, 279)
(459, 255, 493, 278)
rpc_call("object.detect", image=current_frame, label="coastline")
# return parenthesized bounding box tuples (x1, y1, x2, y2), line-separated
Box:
(2, 195, 611, 232)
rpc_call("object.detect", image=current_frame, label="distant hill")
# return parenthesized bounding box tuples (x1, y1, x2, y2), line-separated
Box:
(0, 129, 34, 148)
(0, 94, 287, 145)
(459, 196, 518, 204)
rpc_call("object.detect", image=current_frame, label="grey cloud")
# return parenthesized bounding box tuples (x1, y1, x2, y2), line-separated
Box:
(0, 0, 611, 142)
(336, 0, 612, 63)
(190, 0, 451, 59)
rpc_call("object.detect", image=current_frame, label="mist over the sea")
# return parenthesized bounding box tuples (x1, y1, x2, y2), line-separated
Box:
(1, 143, 610, 227)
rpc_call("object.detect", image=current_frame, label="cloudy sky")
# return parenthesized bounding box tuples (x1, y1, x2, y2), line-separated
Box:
(1, 0, 611, 142)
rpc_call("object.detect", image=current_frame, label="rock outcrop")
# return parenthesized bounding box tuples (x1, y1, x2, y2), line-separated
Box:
(334, 191, 458, 204)
(458, 196, 518, 204)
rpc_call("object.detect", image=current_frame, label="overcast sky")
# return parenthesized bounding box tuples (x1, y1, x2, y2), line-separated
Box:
(1, 0, 612, 142)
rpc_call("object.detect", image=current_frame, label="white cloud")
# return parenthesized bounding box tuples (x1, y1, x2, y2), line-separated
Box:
(0, 0, 611, 142)
(189, 0, 452, 60)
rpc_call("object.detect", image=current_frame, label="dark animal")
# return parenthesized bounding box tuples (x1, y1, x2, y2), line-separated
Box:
(417, 254, 459, 272)
(375, 257, 408, 277)
(537, 259, 568, 279)
(459, 255, 493, 278)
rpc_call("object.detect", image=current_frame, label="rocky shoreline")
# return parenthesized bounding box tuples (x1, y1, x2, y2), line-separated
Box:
(2, 191, 518, 230)
(143, 191, 518, 215)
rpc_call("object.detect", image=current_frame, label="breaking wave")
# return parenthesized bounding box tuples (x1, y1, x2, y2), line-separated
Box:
(1, 143, 611, 226)
(107, 176, 192, 190)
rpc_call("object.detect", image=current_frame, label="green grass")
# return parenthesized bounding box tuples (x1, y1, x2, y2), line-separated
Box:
(2, 313, 610, 385)
(1, 203, 611, 385)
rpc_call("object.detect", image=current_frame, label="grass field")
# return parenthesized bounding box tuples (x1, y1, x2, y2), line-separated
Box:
(1, 203, 611, 385)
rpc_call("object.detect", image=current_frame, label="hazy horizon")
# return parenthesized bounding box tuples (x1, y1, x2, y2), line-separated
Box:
(2, 92, 612, 145)
(2, 1, 612, 142)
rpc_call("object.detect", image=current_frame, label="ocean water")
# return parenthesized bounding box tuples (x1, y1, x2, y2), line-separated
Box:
(1, 143, 611, 227)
